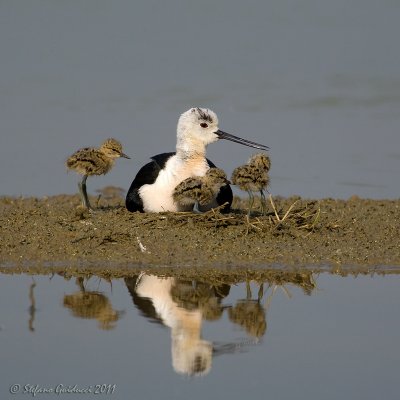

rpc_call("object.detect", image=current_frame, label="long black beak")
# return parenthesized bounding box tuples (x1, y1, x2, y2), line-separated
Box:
(215, 130, 269, 151)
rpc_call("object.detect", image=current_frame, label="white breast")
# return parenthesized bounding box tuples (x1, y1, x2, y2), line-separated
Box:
(139, 155, 209, 212)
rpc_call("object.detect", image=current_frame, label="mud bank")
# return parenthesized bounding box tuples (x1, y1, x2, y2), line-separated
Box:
(0, 192, 399, 272)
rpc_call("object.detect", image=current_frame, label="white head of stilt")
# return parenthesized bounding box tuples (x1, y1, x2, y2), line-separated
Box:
(176, 108, 219, 157)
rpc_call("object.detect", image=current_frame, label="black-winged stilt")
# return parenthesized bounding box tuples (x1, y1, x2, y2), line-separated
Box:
(126, 108, 268, 213)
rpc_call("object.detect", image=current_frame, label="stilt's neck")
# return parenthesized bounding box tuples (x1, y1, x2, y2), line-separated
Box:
(176, 137, 207, 161)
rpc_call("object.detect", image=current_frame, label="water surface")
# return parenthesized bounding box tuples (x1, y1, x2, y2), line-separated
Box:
(1, 271, 399, 399)
(0, 0, 399, 199)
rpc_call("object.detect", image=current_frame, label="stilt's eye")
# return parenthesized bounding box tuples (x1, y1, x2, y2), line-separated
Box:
(200, 123, 208, 128)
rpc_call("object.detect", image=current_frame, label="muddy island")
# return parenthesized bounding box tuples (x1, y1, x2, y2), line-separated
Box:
(1, 191, 399, 276)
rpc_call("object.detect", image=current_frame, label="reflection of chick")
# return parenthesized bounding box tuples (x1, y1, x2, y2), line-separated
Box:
(228, 300, 267, 338)
(231, 153, 271, 215)
(294, 272, 316, 296)
(170, 281, 229, 321)
(63, 291, 123, 330)
(173, 168, 230, 213)
(270, 272, 316, 297)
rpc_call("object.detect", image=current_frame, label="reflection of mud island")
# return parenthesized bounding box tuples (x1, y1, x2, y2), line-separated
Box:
(0, 193, 399, 267)
(15, 266, 400, 378)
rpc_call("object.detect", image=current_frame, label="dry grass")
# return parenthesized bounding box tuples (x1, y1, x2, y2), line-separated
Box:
(149, 195, 322, 237)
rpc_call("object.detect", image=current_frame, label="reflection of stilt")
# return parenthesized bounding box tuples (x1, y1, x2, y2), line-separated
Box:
(130, 275, 235, 376)
(28, 279, 36, 332)
(134, 275, 213, 376)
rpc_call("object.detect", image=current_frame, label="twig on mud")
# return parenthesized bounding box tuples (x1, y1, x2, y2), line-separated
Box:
(269, 194, 299, 224)
(209, 202, 230, 214)
(245, 215, 263, 234)
(136, 237, 150, 254)
(208, 206, 237, 226)
(269, 194, 281, 221)
(298, 203, 321, 234)
(267, 195, 321, 235)
(281, 200, 299, 223)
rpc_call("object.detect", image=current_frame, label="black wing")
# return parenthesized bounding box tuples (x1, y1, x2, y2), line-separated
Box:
(124, 277, 163, 325)
(125, 152, 175, 212)
(207, 159, 233, 213)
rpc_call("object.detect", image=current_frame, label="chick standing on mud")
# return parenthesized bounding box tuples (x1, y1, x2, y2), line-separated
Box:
(66, 138, 130, 210)
(173, 168, 230, 213)
(231, 153, 271, 216)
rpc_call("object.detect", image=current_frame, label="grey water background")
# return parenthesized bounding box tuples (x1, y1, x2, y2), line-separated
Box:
(1, 0, 399, 199)
(1, 273, 399, 400)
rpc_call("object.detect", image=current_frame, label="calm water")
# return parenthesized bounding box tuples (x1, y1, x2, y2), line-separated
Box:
(1, 0, 399, 199)
(1, 271, 399, 400)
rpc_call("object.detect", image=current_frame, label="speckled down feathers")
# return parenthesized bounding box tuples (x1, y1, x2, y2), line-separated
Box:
(173, 178, 214, 206)
(66, 138, 128, 176)
(231, 153, 271, 192)
(248, 153, 271, 172)
(173, 168, 229, 207)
